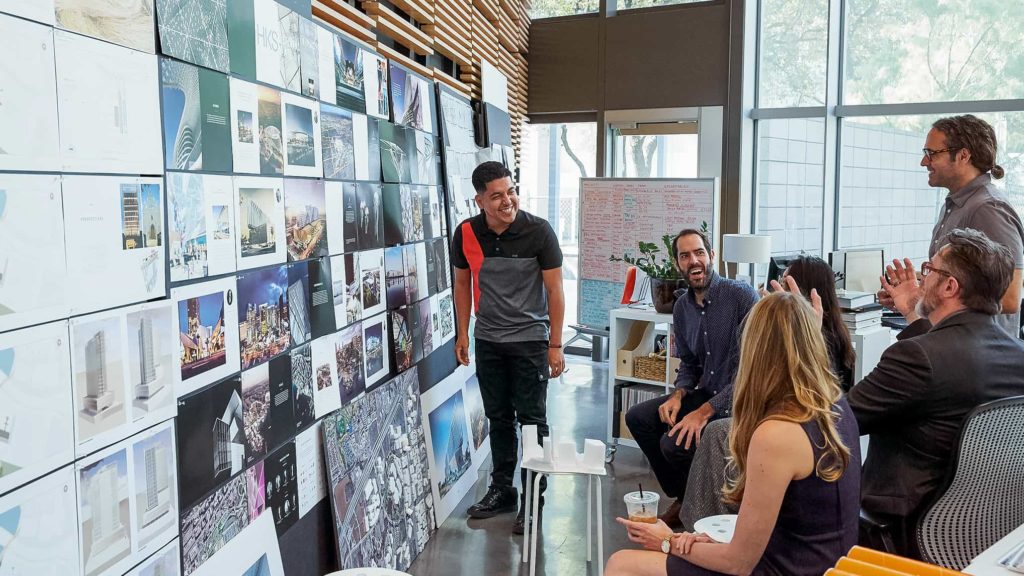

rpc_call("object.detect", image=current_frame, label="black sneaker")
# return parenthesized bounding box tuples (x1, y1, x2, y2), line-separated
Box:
(467, 486, 518, 519)
(512, 497, 544, 535)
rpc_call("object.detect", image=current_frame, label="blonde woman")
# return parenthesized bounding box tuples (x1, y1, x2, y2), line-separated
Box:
(607, 286, 861, 576)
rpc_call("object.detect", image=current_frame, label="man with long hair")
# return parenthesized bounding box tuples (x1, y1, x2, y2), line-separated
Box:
(879, 115, 1023, 336)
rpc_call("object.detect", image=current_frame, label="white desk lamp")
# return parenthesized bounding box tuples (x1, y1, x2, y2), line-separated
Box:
(721, 234, 772, 289)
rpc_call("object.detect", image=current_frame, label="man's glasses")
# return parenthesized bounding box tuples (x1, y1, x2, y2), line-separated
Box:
(922, 147, 961, 161)
(921, 261, 955, 279)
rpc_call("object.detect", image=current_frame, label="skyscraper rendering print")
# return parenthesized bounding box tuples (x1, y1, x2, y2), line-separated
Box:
(79, 448, 132, 576)
(127, 304, 173, 418)
(214, 389, 245, 477)
(73, 315, 126, 445)
(131, 422, 177, 553)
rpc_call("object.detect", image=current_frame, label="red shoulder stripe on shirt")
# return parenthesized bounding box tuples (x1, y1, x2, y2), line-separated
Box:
(461, 221, 484, 313)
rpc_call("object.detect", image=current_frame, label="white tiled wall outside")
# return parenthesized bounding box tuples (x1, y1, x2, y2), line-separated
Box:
(755, 118, 942, 264)
(756, 117, 826, 256)
(838, 121, 941, 263)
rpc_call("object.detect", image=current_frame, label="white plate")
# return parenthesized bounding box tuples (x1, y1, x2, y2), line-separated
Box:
(693, 514, 737, 543)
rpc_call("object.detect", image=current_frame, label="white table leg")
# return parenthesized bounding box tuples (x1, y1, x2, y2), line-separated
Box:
(522, 469, 532, 564)
(596, 477, 604, 576)
(530, 472, 544, 576)
(587, 475, 592, 563)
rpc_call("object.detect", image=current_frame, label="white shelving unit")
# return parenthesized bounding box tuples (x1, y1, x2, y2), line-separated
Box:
(606, 306, 675, 462)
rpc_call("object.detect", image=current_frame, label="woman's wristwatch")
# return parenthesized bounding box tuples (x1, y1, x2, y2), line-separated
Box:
(661, 535, 673, 554)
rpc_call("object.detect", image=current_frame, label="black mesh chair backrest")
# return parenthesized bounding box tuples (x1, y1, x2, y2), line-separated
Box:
(917, 395, 1024, 569)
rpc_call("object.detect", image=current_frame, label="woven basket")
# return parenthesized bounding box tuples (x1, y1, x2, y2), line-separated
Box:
(634, 351, 667, 381)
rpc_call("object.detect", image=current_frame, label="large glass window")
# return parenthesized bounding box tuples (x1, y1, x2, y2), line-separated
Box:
(611, 133, 699, 178)
(519, 122, 597, 333)
(838, 112, 1024, 262)
(844, 1, 1024, 105)
(529, 0, 599, 19)
(616, 0, 711, 12)
(757, 0, 828, 107)
(754, 118, 826, 256)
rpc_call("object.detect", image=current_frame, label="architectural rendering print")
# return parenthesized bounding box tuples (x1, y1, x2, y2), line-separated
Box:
(285, 180, 328, 261)
(74, 317, 126, 443)
(333, 34, 365, 111)
(257, 88, 283, 175)
(80, 450, 132, 576)
(177, 293, 226, 381)
(321, 105, 355, 180)
(237, 265, 290, 369)
(156, 0, 229, 72)
(239, 186, 280, 258)
(290, 344, 315, 430)
(128, 306, 173, 417)
(213, 389, 245, 477)
(55, 0, 156, 53)
(284, 103, 316, 168)
(336, 324, 364, 405)
(322, 370, 434, 571)
(242, 365, 272, 462)
(131, 425, 176, 552)
(180, 473, 248, 575)
(428, 390, 471, 498)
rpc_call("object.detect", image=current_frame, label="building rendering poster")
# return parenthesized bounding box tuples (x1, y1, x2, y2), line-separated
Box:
(234, 176, 287, 271)
(171, 276, 241, 398)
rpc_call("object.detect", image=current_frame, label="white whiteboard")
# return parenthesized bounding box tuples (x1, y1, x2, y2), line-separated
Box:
(578, 178, 720, 328)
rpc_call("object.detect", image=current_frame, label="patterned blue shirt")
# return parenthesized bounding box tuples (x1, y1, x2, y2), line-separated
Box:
(672, 269, 759, 416)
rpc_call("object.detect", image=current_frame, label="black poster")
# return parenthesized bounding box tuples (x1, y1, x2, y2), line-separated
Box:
(264, 441, 299, 536)
(356, 183, 383, 250)
(342, 183, 359, 253)
(176, 376, 246, 510)
(290, 343, 316, 431)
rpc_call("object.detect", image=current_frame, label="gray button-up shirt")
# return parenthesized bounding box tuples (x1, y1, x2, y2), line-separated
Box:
(930, 173, 1024, 334)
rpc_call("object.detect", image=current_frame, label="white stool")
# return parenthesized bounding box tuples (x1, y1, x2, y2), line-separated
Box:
(519, 425, 608, 576)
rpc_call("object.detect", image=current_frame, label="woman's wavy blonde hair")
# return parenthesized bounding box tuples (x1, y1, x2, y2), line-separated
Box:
(721, 292, 850, 506)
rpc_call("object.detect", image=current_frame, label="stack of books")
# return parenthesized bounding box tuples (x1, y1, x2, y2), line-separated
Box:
(835, 290, 886, 334)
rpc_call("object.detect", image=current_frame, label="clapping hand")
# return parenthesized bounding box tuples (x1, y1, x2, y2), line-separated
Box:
(769, 276, 823, 324)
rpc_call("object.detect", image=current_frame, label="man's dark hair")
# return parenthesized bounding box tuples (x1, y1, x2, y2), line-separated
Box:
(671, 228, 713, 259)
(471, 161, 512, 194)
(932, 115, 1005, 179)
(940, 228, 1014, 315)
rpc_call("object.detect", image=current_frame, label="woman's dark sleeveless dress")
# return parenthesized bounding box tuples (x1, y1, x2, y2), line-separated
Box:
(666, 398, 861, 576)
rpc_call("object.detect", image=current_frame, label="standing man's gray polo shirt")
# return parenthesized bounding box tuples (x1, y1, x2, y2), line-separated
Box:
(930, 173, 1024, 334)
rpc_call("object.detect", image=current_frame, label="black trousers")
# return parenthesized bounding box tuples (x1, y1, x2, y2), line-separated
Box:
(624, 389, 714, 499)
(476, 338, 549, 496)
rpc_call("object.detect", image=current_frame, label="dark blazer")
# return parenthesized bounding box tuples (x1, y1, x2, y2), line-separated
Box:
(849, 310, 1024, 519)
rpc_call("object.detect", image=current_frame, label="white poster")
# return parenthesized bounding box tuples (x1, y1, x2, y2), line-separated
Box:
(125, 302, 176, 426)
(70, 310, 130, 455)
(0, 16, 60, 172)
(254, 0, 300, 92)
(0, 321, 74, 497)
(360, 248, 386, 318)
(415, 242, 430, 302)
(129, 421, 178, 559)
(234, 176, 287, 271)
(324, 181, 345, 256)
(316, 25, 336, 106)
(0, 466, 80, 574)
(189, 512, 285, 576)
(429, 295, 443, 352)
(167, 172, 237, 283)
(171, 276, 241, 398)
(480, 59, 509, 114)
(77, 443, 134, 576)
(362, 51, 389, 120)
(281, 91, 323, 177)
(62, 175, 166, 315)
(229, 77, 260, 175)
(0, 174, 69, 333)
(54, 31, 162, 175)
(310, 333, 340, 418)
(54, 0, 156, 53)
(1, 0, 55, 24)
(295, 420, 326, 518)
(438, 289, 456, 344)
(362, 312, 390, 389)
(420, 366, 478, 526)
(353, 112, 371, 180)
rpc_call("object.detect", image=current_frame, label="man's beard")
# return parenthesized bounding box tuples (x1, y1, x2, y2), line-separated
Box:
(915, 288, 936, 319)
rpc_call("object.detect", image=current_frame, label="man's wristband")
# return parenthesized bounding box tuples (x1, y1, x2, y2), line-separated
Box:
(548, 343, 562, 349)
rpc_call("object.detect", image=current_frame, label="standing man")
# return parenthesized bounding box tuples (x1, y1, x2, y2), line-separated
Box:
(880, 114, 1024, 336)
(452, 161, 565, 535)
(624, 229, 758, 527)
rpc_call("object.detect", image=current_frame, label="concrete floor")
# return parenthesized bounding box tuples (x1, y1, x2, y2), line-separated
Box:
(409, 356, 661, 575)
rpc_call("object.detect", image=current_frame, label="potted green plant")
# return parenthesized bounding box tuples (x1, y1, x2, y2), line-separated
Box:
(609, 233, 689, 313)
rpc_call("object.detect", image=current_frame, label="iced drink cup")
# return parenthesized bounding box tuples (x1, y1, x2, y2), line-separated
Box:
(623, 491, 660, 523)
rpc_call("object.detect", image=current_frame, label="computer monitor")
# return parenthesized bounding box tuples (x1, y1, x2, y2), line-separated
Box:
(766, 254, 802, 286)
(830, 248, 885, 292)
